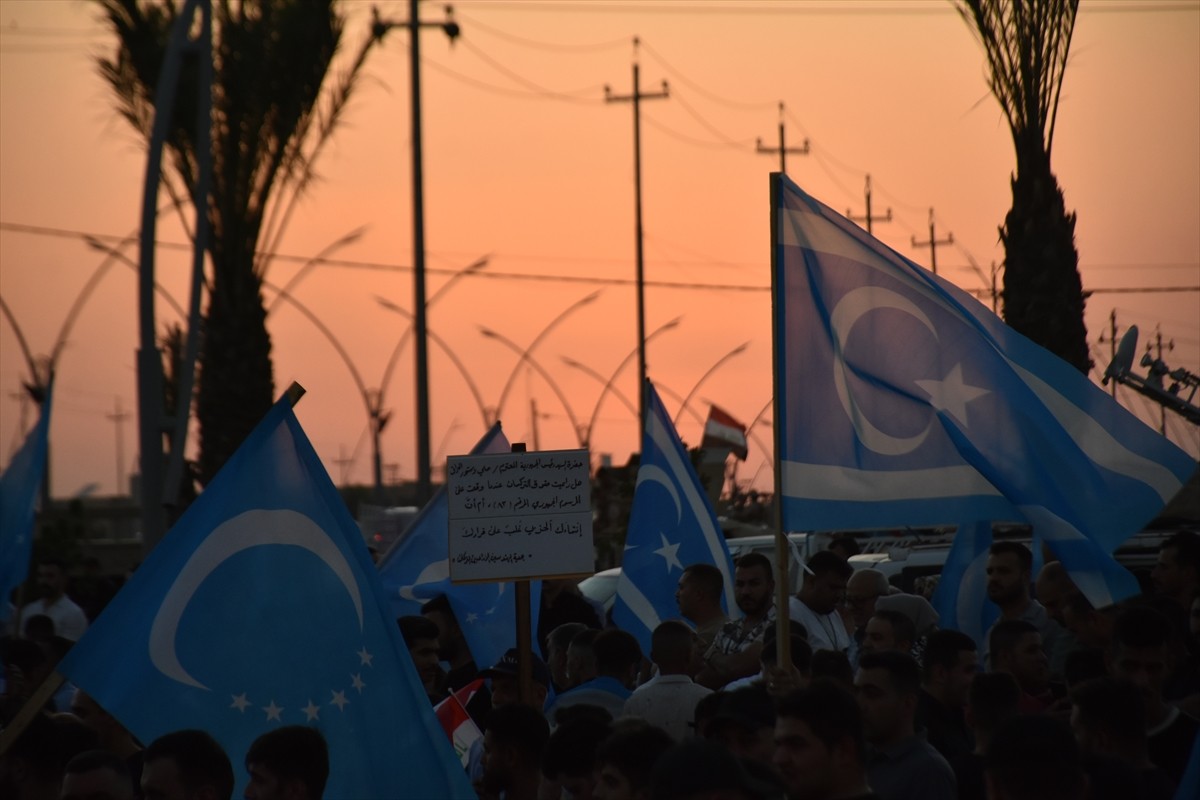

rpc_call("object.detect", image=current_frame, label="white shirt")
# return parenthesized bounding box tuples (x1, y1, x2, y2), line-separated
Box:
(21, 595, 88, 641)
(622, 674, 713, 742)
(788, 596, 854, 655)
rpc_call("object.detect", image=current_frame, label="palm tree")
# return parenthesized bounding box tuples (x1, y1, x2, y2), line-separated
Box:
(956, 0, 1090, 374)
(95, 0, 378, 483)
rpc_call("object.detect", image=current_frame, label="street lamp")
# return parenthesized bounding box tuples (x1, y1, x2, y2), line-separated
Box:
(672, 342, 751, 427)
(376, 297, 490, 430)
(580, 316, 682, 450)
(479, 326, 584, 447)
(371, 1, 461, 506)
(491, 290, 601, 426)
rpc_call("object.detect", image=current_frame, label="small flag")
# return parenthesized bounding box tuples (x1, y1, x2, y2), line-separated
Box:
(57, 396, 474, 799)
(434, 678, 485, 767)
(702, 404, 749, 461)
(771, 173, 1196, 616)
(378, 423, 541, 671)
(0, 385, 52, 623)
(613, 381, 736, 656)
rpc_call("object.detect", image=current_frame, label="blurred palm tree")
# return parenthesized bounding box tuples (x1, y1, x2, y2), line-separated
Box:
(95, 0, 378, 483)
(957, 0, 1090, 374)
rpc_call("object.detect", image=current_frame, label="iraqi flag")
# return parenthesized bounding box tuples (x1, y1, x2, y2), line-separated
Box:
(702, 405, 749, 461)
(434, 678, 484, 767)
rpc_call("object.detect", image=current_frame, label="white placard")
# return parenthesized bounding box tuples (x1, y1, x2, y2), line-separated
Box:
(446, 449, 593, 582)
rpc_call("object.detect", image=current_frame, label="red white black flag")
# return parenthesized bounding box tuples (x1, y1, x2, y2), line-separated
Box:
(702, 405, 749, 461)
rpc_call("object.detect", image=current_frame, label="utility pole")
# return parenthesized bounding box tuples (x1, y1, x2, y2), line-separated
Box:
(756, 102, 808, 174)
(372, 2, 460, 506)
(1099, 309, 1120, 398)
(107, 397, 130, 496)
(606, 38, 668, 448)
(1150, 327, 1174, 434)
(912, 208, 953, 275)
(333, 445, 354, 486)
(847, 174, 891, 235)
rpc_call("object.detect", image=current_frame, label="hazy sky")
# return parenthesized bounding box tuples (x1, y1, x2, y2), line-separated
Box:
(2, 0, 1197, 500)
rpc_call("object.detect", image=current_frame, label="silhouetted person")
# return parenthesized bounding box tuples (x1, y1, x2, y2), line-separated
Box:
(243, 726, 328, 800)
(1071, 677, 1176, 800)
(860, 609, 915, 658)
(478, 704, 549, 800)
(548, 629, 641, 722)
(21, 559, 88, 642)
(593, 722, 674, 800)
(988, 619, 1059, 713)
(773, 681, 877, 800)
(983, 542, 1060, 666)
(398, 615, 447, 703)
(420, 595, 478, 691)
(622, 620, 711, 742)
(697, 553, 777, 689)
(546, 622, 588, 693)
(541, 706, 611, 800)
(789, 551, 854, 657)
(61, 750, 134, 800)
(675, 563, 729, 654)
(916, 629, 977, 765)
(950, 672, 1020, 800)
(141, 729, 234, 800)
(984, 715, 1087, 800)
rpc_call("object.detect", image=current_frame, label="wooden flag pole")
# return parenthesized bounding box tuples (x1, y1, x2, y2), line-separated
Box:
(510, 442, 534, 706)
(769, 172, 791, 671)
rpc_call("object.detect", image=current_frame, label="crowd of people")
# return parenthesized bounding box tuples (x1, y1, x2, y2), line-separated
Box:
(2, 530, 1198, 800)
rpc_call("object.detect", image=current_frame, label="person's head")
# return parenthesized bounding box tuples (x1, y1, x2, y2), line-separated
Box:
(593, 724, 674, 800)
(1035, 561, 1079, 624)
(773, 681, 867, 800)
(36, 558, 68, 601)
(61, 750, 133, 800)
(844, 569, 889, 629)
(988, 619, 1048, 692)
(142, 729, 235, 800)
(860, 609, 914, 656)
(827, 536, 861, 562)
(676, 564, 724, 622)
(419, 595, 465, 664)
(24, 614, 56, 642)
(984, 715, 1087, 800)
(986, 542, 1032, 608)
(809, 648, 853, 689)
(1062, 593, 1113, 650)
(1108, 605, 1174, 716)
(853, 650, 920, 747)
(798, 551, 852, 615)
(481, 647, 552, 710)
(705, 685, 776, 766)
(651, 738, 781, 800)
(966, 672, 1020, 745)
(1069, 677, 1148, 762)
(397, 615, 442, 696)
(691, 691, 725, 740)
(732, 553, 774, 618)
(547, 622, 588, 690)
(874, 593, 939, 641)
(593, 629, 642, 688)
(69, 689, 132, 749)
(1151, 530, 1200, 605)
(243, 726, 328, 800)
(649, 620, 699, 676)
(920, 629, 977, 707)
(541, 711, 610, 800)
(481, 703, 551, 796)
(566, 628, 600, 687)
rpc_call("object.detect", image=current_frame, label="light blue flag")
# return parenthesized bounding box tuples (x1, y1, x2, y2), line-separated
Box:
(0, 386, 53, 621)
(772, 174, 1197, 613)
(57, 397, 474, 799)
(378, 423, 541, 670)
(613, 381, 736, 656)
(930, 520, 999, 648)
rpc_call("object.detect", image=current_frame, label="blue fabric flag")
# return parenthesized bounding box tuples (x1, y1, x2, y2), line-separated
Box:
(772, 174, 1196, 613)
(57, 398, 474, 799)
(613, 381, 736, 656)
(930, 520, 1000, 648)
(378, 423, 540, 671)
(0, 386, 52, 622)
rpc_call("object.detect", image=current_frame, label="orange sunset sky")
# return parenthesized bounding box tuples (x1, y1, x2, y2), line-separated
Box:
(2, 0, 1197, 501)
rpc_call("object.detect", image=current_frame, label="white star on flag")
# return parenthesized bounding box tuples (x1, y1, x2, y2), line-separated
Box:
(465, 612, 479, 624)
(230, 693, 250, 712)
(330, 690, 349, 711)
(915, 363, 990, 426)
(302, 700, 321, 722)
(357, 646, 374, 667)
(654, 533, 684, 572)
(352, 673, 366, 693)
(262, 701, 283, 722)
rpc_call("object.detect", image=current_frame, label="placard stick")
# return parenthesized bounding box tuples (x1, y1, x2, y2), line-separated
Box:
(508, 442, 535, 706)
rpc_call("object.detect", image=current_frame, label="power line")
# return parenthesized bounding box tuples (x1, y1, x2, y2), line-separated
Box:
(453, 11, 628, 53)
(450, 2, 1199, 17)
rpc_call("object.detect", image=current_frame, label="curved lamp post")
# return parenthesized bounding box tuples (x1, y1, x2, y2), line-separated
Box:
(672, 341, 751, 427)
(479, 326, 584, 447)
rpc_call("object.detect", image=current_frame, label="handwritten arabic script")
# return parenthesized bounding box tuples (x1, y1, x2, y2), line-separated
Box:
(447, 449, 594, 582)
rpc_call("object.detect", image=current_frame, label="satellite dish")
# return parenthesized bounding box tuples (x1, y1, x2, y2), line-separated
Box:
(1104, 325, 1139, 384)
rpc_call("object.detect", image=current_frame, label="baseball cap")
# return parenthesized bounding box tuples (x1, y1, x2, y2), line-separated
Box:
(479, 647, 551, 688)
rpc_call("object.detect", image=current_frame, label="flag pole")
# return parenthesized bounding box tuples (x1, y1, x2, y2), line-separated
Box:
(0, 382, 309, 755)
(769, 172, 790, 670)
(509, 441, 534, 706)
